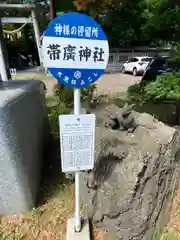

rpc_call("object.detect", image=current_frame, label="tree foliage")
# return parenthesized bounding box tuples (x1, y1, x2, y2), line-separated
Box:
(72, 0, 145, 47)
(143, 72, 180, 124)
(141, 0, 180, 43)
(73, 0, 124, 17)
(3, 0, 180, 52)
(170, 43, 180, 65)
(103, 0, 145, 47)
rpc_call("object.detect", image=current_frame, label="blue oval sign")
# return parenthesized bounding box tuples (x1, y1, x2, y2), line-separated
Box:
(42, 12, 109, 88)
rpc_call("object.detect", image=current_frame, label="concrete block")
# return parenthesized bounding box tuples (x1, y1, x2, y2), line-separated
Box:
(66, 217, 90, 240)
(0, 80, 48, 215)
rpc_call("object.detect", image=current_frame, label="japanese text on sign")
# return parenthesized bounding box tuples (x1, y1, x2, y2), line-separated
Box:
(42, 12, 109, 88)
(59, 114, 96, 172)
(47, 44, 105, 63)
(54, 24, 99, 38)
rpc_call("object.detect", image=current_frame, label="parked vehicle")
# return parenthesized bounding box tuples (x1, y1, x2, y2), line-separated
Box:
(141, 56, 180, 83)
(121, 56, 153, 76)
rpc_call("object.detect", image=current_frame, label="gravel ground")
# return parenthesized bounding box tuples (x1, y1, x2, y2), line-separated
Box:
(96, 73, 140, 96)
(15, 67, 140, 96)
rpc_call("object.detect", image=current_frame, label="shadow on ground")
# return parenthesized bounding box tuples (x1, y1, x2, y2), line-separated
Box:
(37, 133, 72, 207)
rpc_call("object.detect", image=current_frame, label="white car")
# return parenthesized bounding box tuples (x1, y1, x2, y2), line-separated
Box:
(122, 56, 153, 76)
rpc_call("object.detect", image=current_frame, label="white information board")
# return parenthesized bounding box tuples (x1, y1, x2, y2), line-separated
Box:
(59, 114, 96, 172)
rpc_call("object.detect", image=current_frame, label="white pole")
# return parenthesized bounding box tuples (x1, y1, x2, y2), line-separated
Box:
(31, 10, 43, 66)
(74, 88, 82, 232)
(0, 39, 8, 81)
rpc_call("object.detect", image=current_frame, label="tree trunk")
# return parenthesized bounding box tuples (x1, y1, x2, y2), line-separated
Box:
(50, 0, 56, 19)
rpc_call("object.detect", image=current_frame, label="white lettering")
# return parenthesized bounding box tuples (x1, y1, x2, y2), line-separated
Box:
(81, 80, 85, 85)
(63, 24, 70, 36)
(71, 26, 77, 35)
(63, 76, 69, 82)
(88, 77, 92, 82)
(58, 72, 62, 77)
(78, 26, 84, 37)
(92, 27, 98, 38)
(71, 80, 76, 85)
(85, 27, 91, 38)
(54, 24, 63, 35)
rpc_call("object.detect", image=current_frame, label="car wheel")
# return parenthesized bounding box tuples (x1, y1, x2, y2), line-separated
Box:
(133, 67, 137, 76)
(122, 67, 126, 74)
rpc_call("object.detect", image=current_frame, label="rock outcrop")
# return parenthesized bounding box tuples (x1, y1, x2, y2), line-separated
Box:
(80, 104, 180, 240)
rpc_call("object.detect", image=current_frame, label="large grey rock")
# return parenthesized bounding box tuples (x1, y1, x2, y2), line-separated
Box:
(80, 104, 180, 240)
(0, 80, 48, 215)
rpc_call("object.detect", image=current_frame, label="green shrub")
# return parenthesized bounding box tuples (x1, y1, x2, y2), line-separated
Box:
(171, 42, 180, 65)
(127, 83, 145, 103)
(81, 84, 97, 100)
(128, 83, 142, 94)
(48, 103, 69, 137)
(52, 84, 97, 107)
(49, 84, 97, 137)
(144, 73, 180, 102)
(52, 84, 73, 106)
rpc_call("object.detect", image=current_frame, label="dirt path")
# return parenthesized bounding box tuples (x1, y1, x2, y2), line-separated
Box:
(96, 73, 140, 95)
(15, 68, 140, 96)
(41, 73, 140, 96)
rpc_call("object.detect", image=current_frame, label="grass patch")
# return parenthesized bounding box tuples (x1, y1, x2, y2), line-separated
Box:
(12, 73, 54, 82)
(12, 76, 43, 81)
(157, 230, 179, 240)
(0, 184, 74, 240)
(12, 77, 38, 81)
(12, 76, 53, 82)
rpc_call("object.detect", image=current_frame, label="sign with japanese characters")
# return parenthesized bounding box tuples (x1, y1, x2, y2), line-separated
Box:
(59, 114, 96, 172)
(42, 12, 109, 88)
